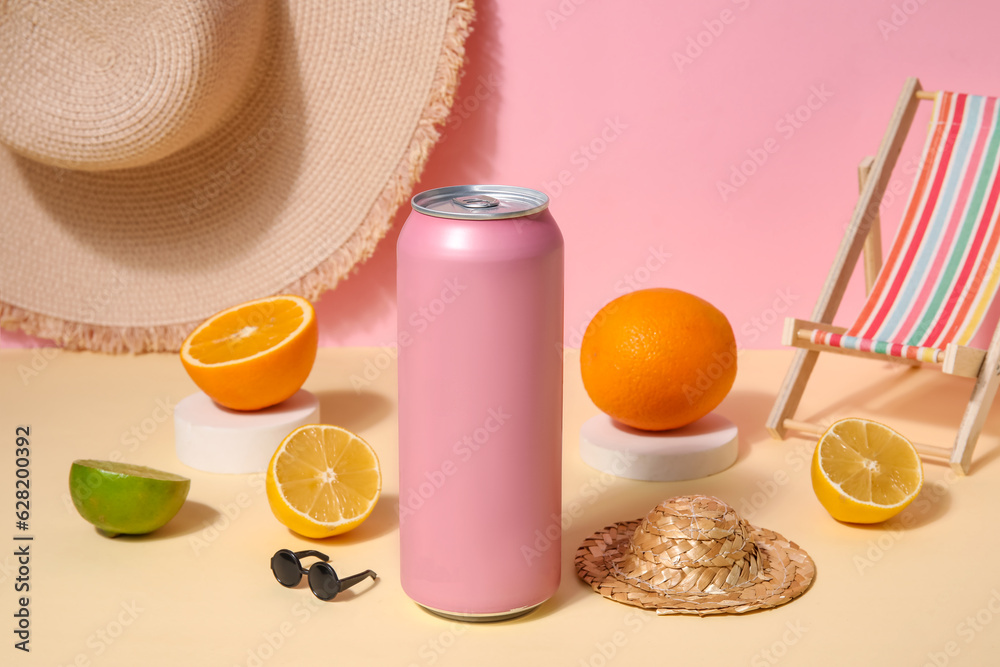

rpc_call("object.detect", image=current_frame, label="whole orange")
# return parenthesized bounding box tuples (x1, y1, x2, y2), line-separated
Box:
(580, 288, 736, 431)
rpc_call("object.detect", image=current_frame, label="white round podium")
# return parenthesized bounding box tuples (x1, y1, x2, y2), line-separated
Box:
(174, 389, 320, 474)
(579, 412, 738, 482)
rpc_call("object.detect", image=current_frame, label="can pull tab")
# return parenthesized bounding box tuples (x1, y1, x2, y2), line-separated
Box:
(453, 195, 500, 209)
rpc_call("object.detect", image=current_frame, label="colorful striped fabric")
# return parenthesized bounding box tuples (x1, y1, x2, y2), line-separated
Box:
(812, 91, 1000, 363)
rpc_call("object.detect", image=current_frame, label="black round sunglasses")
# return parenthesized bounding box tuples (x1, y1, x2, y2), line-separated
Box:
(270, 549, 378, 601)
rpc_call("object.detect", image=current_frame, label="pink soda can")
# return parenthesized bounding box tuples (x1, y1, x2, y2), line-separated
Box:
(397, 185, 564, 621)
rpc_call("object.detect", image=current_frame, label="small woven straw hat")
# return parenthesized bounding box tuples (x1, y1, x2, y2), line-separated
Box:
(576, 495, 814, 615)
(0, 0, 473, 352)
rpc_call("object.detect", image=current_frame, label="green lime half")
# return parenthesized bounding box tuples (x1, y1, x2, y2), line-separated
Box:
(69, 460, 191, 537)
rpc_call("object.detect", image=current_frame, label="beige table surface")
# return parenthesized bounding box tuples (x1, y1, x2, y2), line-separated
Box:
(3, 347, 1000, 666)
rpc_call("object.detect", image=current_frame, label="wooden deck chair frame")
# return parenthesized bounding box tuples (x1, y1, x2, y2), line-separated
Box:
(766, 77, 1000, 475)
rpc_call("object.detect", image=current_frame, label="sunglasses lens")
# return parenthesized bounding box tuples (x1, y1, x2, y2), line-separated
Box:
(271, 552, 301, 587)
(308, 563, 340, 601)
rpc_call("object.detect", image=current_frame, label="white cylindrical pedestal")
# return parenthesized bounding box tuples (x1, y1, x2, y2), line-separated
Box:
(579, 412, 738, 482)
(174, 389, 320, 474)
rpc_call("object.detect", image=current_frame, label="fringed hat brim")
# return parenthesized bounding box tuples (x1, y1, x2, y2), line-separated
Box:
(0, 0, 474, 352)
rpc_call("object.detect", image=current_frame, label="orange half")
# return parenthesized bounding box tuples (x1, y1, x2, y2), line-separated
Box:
(180, 295, 318, 410)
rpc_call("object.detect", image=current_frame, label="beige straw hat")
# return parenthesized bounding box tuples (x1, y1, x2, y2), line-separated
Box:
(0, 0, 473, 352)
(576, 495, 815, 615)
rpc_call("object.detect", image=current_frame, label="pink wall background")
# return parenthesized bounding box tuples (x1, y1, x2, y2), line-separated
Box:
(5, 0, 1000, 350)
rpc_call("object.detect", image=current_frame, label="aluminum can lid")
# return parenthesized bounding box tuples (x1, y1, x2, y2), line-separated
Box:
(411, 185, 549, 220)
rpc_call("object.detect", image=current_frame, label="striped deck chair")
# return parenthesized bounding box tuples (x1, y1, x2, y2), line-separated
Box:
(767, 78, 1000, 474)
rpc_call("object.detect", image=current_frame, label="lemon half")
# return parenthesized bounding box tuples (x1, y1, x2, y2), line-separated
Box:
(266, 425, 381, 538)
(811, 418, 923, 524)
